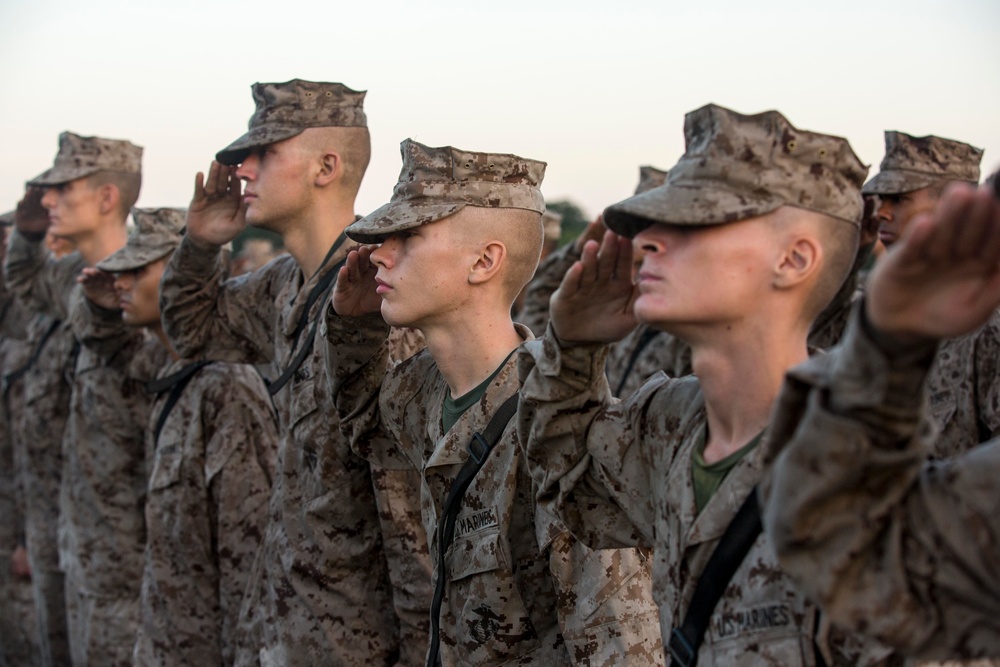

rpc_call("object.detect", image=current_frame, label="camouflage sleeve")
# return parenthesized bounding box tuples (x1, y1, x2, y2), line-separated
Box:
(160, 235, 280, 365)
(517, 323, 658, 550)
(323, 304, 432, 661)
(515, 242, 579, 337)
(68, 288, 144, 363)
(761, 305, 1000, 661)
(201, 365, 278, 666)
(974, 310, 1000, 437)
(3, 230, 83, 319)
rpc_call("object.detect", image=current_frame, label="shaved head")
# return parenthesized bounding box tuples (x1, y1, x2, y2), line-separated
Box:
(454, 206, 544, 304)
(301, 126, 371, 196)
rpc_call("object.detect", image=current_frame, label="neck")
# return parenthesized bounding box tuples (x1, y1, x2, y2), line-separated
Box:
(424, 307, 522, 398)
(75, 220, 128, 267)
(282, 200, 355, 276)
(150, 323, 181, 361)
(684, 316, 809, 464)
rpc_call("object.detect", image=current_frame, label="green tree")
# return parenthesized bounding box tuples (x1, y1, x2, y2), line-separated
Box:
(545, 199, 589, 247)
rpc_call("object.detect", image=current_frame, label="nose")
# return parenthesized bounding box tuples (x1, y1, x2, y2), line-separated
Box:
(40, 187, 58, 210)
(113, 273, 133, 293)
(235, 154, 258, 181)
(875, 198, 894, 224)
(633, 230, 664, 256)
(370, 235, 400, 268)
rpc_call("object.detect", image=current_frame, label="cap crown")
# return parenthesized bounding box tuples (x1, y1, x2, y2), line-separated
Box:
(29, 132, 142, 186)
(635, 165, 668, 195)
(97, 207, 185, 273)
(862, 131, 983, 195)
(248, 79, 367, 131)
(216, 79, 367, 165)
(604, 104, 868, 237)
(346, 139, 547, 244)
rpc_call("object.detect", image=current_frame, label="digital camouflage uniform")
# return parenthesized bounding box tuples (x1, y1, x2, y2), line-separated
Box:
(861, 131, 996, 461)
(329, 140, 664, 666)
(761, 305, 1000, 661)
(7, 312, 77, 667)
(69, 207, 279, 666)
(5, 132, 156, 667)
(518, 105, 900, 665)
(160, 80, 428, 667)
(0, 217, 40, 667)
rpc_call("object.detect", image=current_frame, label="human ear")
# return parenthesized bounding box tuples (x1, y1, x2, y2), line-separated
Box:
(315, 151, 342, 187)
(469, 241, 506, 285)
(775, 237, 820, 289)
(98, 184, 120, 216)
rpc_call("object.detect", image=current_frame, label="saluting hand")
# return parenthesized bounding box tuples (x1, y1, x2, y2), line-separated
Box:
(14, 186, 50, 236)
(186, 161, 247, 247)
(867, 182, 1000, 341)
(550, 230, 638, 344)
(333, 246, 383, 317)
(78, 267, 120, 311)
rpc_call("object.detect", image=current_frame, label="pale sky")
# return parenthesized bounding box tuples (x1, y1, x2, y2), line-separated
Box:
(2, 0, 998, 220)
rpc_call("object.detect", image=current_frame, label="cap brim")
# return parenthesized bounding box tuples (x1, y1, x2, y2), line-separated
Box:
(27, 164, 101, 187)
(604, 183, 784, 238)
(861, 169, 940, 196)
(0, 210, 14, 226)
(97, 244, 175, 273)
(347, 200, 467, 244)
(215, 125, 305, 165)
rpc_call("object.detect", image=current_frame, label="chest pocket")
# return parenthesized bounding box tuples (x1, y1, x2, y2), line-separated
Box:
(445, 528, 540, 662)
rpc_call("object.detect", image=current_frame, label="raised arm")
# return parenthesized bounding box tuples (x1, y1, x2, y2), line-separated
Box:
(160, 164, 280, 364)
(761, 182, 1000, 660)
(518, 231, 666, 549)
(5, 188, 83, 319)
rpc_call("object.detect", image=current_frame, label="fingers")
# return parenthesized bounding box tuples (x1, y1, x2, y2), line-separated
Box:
(193, 171, 206, 202)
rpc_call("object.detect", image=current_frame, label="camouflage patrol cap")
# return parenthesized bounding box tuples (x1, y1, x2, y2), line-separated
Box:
(604, 104, 868, 238)
(97, 207, 185, 273)
(216, 79, 367, 165)
(861, 131, 983, 196)
(0, 210, 13, 226)
(542, 209, 563, 242)
(28, 132, 143, 187)
(346, 139, 547, 244)
(635, 165, 668, 195)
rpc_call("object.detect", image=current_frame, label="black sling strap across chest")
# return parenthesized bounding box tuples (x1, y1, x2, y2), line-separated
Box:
(613, 326, 662, 397)
(146, 360, 214, 447)
(425, 392, 519, 667)
(267, 233, 348, 397)
(3, 317, 62, 393)
(667, 487, 763, 667)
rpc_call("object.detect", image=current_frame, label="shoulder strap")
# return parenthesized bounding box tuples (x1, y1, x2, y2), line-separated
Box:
(267, 243, 349, 397)
(425, 392, 519, 667)
(667, 487, 763, 667)
(613, 326, 662, 397)
(147, 360, 213, 447)
(3, 318, 63, 393)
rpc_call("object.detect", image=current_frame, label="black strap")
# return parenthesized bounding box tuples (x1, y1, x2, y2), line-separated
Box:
(147, 360, 213, 446)
(3, 318, 62, 392)
(667, 488, 763, 667)
(267, 235, 349, 397)
(425, 393, 520, 667)
(613, 326, 662, 397)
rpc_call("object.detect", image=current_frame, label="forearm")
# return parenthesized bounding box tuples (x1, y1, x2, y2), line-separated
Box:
(761, 304, 1000, 659)
(68, 290, 142, 361)
(517, 323, 654, 549)
(3, 230, 79, 318)
(161, 235, 275, 364)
